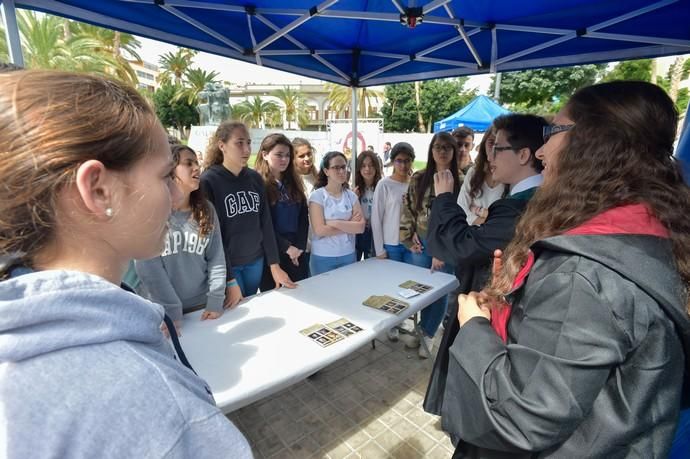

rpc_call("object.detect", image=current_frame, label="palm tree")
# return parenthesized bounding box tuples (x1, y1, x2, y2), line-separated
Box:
(272, 86, 309, 129)
(325, 83, 383, 118)
(15, 11, 64, 69)
(158, 48, 197, 85)
(69, 22, 141, 84)
(0, 12, 139, 84)
(176, 67, 220, 105)
(232, 96, 280, 128)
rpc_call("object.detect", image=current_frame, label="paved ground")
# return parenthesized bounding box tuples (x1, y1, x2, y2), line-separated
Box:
(228, 334, 455, 458)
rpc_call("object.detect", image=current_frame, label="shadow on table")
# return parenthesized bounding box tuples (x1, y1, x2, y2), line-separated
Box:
(186, 316, 285, 401)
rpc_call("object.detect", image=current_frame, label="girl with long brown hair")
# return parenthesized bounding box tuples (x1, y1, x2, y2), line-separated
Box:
(136, 145, 227, 335)
(0, 70, 250, 457)
(399, 132, 460, 358)
(254, 133, 309, 289)
(444, 81, 690, 457)
(354, 150, 383, 260)
(457, 125, 507, 224)
(292, 137, 319, 196)
(201, 121, 296, 304)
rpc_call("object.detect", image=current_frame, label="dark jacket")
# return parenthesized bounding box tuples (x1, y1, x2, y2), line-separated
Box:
(424, 188, 537, 417)
(440, 205, 690, 458)
(200, 165, 279, 280)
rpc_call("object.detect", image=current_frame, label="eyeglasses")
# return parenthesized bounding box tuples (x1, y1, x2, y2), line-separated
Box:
(394, 158, 412, 165)
(543, 124, 574, 143)
(432, 144, 453, 153)
(328, 165, 347, 171)
(491, 145, 515, 153)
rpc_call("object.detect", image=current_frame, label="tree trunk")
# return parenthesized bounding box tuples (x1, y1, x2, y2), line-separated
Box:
(669, 56, 687, 102)
(113, 31, 121, 58)
(650, 58, 658, 84)
(63, 20, 71, 40)
(415, 81, 425, 132)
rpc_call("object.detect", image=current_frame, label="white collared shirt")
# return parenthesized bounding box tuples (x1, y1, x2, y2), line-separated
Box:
(510, 174, 543, 196)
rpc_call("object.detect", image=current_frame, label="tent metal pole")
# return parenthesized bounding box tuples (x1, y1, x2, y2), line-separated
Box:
(351, 87, 358, 188)
(494, 72, 502, 100)
(1, 0, 24, 67)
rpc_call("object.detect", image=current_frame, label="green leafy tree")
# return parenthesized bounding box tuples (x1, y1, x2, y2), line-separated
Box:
(380, 83, 418, 132)
(325, 84, 383, 118)
(490, 64, 605, 113)
(381, 78, 474, 132)
(419, 78, 475, 132)
(158, 48, 197, 85)
(69, 22, 141, 84)
(175, 67, 220, 104)
(153, 83, 199, 140)
(272, 86, 309, 129)
(0, 12, 139, 84)
(232, 96, 280, 128)
(602, 59, 652, 82)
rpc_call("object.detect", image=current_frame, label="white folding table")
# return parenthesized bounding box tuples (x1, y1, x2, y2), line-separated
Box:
(179, 258, 459, 413)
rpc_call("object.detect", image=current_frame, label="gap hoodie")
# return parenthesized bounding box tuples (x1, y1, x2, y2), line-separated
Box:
(0, 270, 252, 458)
(201, 165, 279, 280)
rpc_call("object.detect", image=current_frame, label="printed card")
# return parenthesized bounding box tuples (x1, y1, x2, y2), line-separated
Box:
(300, 324, 344, 347)
(362, 295, 409, 315)
(399, 280, 433, 294)
(327, 318, 364, 336)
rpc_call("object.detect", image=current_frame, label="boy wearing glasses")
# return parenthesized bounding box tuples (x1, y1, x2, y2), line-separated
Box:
(423, 114, 548, 418)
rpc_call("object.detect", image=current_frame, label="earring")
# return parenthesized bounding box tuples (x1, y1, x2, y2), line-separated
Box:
(105, 208, 113, 218)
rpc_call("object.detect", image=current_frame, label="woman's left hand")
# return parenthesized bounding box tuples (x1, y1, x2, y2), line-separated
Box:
(271, 264, 297, 289)
(458, 292, 491, 327)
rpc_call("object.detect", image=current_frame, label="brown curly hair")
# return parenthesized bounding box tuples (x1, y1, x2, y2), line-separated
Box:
(488, 81, 690, 314)
(171, 145, 214, 237)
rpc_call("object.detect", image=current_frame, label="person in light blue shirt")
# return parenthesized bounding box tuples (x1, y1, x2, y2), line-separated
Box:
(0, 70, 251, 458)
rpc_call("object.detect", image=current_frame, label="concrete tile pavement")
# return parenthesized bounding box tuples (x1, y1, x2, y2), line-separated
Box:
(228, 336, 456, 458)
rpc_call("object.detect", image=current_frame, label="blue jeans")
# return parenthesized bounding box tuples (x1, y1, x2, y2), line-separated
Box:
(404, 238, 452, 338)
(383, 243, 413, 263)
(310, 252, 356, 276)
(233, 257, 264, 296)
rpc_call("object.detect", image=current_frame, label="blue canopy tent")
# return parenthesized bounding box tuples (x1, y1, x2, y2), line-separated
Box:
(433, 95, 510, 132)
(2, 0, 689, 173)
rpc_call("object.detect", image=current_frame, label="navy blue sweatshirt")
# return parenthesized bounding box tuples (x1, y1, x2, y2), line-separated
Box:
(271, 181, 309, 253)
(201, 165, 279, 280)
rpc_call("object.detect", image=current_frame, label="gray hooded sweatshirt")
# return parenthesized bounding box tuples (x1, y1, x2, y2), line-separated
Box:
(136, 206, 226, 321)
(0, 269, 251, 458)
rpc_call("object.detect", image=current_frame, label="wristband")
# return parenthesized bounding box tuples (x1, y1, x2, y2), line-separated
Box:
(226, 279, 238, 288)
